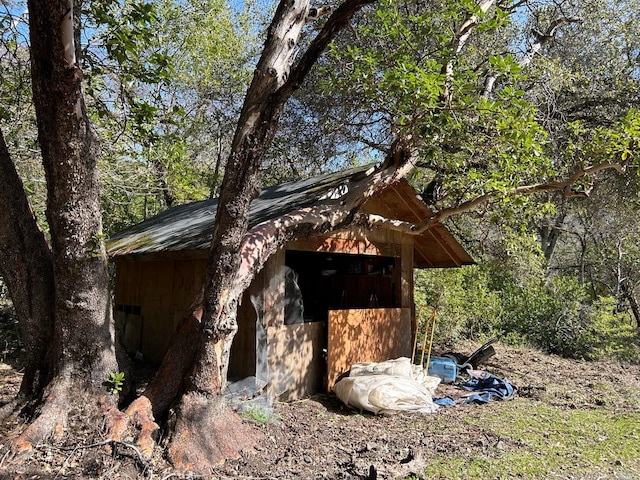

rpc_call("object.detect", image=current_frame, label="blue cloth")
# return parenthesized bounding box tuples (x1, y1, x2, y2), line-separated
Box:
(460, 373, 514, 404)
(433, 397, 455, 406)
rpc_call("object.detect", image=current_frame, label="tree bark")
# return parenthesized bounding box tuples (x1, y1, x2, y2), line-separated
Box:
(0, 128, 54, 401)
(6, 0, 122, 454)
(29, 0, 118, 382)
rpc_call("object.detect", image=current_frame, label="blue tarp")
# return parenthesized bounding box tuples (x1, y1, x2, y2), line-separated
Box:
(460, 373, 515, 404)
(434, 372, 515, 406)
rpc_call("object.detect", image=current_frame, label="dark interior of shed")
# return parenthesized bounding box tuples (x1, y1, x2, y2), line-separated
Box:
(285, 250, 399, 324)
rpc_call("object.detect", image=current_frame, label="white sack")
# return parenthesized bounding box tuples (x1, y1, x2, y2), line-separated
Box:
(333, 358, 441, 415)
(333, 374, 438, 414)
(349, 357, 414, 378)
(348, 357, 441, 391)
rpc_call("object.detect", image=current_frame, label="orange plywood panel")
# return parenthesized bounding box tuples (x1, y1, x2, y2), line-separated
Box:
(327, 308, 411, 389)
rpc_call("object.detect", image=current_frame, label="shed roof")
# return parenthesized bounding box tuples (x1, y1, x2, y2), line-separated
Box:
(107, 165, 474, 268)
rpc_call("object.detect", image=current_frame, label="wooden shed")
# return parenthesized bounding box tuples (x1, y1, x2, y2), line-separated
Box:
(107, 166, 474, 401)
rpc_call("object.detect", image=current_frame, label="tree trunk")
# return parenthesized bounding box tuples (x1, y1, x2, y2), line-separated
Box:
(539, 214, 565, 265)
(620, 280, 640, 329)
(0, 129, 54, 402)
(157, 0, 376, 473)
(6, 0, 122, 454)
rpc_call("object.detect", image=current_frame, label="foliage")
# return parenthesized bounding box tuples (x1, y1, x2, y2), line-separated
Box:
(551, 297, 638, 361)
(82, 0, 265, 234)
(415, 259, 639, 361)
(105, 371, 125, 395)
(0, 295, 19, 362)
(0, 5, 47, 228)
(319, 0, 553, 191)
(239, 404, 280, 424)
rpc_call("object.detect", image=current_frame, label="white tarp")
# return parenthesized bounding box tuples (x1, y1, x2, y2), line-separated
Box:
(332, 357, 440, 414)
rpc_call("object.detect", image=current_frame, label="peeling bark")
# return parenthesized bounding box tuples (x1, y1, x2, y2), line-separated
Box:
(236, 140, 416, 296)
(10, 379, 71, 456)
(60, 2, 76, 68)
(166, 394, 259, 471)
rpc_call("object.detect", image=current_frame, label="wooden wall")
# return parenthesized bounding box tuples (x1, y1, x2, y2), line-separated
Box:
(268, 228, 416, 399)
(114, 256, 256, 370)
(267, 322, 326, 401)
(114, 258, 207, 363)
(259, 250, 327, 401)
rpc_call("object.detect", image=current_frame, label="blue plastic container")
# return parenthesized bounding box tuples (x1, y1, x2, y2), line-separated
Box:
(427, 356, 457, 383)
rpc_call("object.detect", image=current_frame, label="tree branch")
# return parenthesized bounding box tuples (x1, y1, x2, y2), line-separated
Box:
(281, 0, 376, 97)
(235, 138, 417, 296)
(413, 160, 626, 233)
(444, 0, 496, 102)
(483, 15, 582, 97)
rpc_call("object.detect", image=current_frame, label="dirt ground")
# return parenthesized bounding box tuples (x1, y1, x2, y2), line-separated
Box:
(1, 342, 639, 479)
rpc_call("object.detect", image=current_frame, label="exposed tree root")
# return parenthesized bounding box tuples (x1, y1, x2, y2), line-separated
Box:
(105, 306, 203, 459)
(0, 397, 24, 424)
(106, 395, 160, 459)
(8, 380, 71, 457)
(166, 392, 260, 475)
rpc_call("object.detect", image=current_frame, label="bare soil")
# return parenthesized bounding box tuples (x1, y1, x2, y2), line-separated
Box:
(1, 342, 639, 479)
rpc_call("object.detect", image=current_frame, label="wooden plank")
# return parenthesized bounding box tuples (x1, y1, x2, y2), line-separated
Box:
(427, 228, 461, 267)
(389, 183, 429, 222)
(326, 308, 411, 390)
(172, 259, 207, 312)
(137, 260, 176, 362)
(287, 231, 406, 256)
(115, 258, 208, 363)
(113, 260, 143, 306)
(267, 322, 325, 401)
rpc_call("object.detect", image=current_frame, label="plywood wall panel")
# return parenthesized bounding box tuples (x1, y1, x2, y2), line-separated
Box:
(267, 322, 325, 401)
(327, 308, 411, 389)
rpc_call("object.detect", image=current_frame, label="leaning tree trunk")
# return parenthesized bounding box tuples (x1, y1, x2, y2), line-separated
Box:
(0, 129, 54, 404)
(7, 0, 122, 455)
(157, 0, 376, 472)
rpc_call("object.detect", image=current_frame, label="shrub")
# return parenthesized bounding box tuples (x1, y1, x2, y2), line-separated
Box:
(415, 264, 639, 361)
